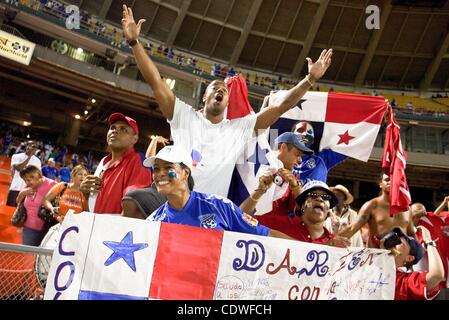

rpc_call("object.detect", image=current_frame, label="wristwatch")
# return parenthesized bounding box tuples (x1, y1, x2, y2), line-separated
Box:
(128, 38, 139, 47)
(425, 240, 437, 249)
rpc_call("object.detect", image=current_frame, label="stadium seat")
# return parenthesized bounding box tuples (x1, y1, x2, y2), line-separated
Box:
(0, 206, 21, 244)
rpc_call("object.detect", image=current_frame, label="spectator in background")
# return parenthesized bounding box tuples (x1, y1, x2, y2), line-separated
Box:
(41, 158, 59, 181)
(16, 165, 57, 246)
(59, 162, 73, 183)
(80, 113, 152, 214)
(407, 101, 414, 113)
(71, 152, 79, 166)
(7, 141, 41, 207)
(391, 98, 397, 109)
(325, 185, 364, 247)
(42, 164, 89, 223)
(167, 48, 175, 62)
(54, 145, 67, 165)
(2, 130, 12, 155)
(339, 174, 415, 248)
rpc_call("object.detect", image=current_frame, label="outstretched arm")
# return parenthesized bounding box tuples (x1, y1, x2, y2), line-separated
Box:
(122, 5, 176, 120)
(254, 49, 333, 131)
(434, 196, 449, 217)
(145, 136, 169, 158)
(339, 200, 373, 239)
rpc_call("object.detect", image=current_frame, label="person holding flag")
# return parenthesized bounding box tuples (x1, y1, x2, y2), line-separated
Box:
(121, 4, 333, 198)
(239, 132, 313, 219)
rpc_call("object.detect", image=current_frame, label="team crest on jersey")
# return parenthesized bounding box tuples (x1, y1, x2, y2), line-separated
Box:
(305, 158, 316, 169)
(199, 214, 217, 229)
(242, 213, 259, 227)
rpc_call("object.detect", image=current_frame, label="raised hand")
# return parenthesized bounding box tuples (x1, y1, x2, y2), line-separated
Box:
(154, 136, 169, 146)
(327, 236, 351, 248)
(121, 4, 146, 42)
(307, 49, 333, 82)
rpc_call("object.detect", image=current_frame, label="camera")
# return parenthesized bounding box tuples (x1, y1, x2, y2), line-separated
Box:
(273, 174, 285, 186)
(382, 231, 402, 249)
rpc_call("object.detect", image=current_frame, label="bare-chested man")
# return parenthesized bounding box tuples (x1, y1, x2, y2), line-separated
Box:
(339, 174, 414, 248)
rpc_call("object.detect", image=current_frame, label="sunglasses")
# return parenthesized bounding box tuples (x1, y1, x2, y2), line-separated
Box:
(307, 192, 332, 201)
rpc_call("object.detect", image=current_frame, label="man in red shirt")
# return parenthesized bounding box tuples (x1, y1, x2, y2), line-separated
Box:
(411, 202, 449, 297)
(381, 226, 444, 300)
(81, 113, 152, 214)
(255, 179, 349, 247)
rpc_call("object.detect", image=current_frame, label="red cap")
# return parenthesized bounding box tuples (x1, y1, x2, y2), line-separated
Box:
(108, 113, 139, 135)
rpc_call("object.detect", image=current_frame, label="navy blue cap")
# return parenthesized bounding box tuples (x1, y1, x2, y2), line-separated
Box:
(392, 227, 424, 266)
(275, 132, 314, 155)
(295, 180, 338, 209)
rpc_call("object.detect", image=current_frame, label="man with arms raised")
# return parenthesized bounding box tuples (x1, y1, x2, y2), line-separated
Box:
(121, 5, 333, 197)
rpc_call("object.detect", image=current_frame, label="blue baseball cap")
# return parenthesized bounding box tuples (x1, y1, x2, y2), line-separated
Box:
(392, 227, 424, 266)
(275, 132, 314, 155)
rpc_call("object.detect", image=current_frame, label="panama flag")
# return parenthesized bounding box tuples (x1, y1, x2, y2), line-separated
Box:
(268, 91, 387, 161)
(228, 91, 387, 212)
(45, 212, 396, 300)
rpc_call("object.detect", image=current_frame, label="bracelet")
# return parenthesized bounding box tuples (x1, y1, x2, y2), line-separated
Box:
(250, 194, 260, 202)
(305, 75, 315, 87)
(128, 38, 139, 47)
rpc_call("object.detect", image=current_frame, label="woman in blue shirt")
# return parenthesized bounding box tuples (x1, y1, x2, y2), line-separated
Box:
(144, 146, 290, 239)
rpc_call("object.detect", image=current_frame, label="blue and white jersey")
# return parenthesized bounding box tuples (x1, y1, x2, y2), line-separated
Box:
(293, 149, 347, 186)
(148, 191, 270, 237)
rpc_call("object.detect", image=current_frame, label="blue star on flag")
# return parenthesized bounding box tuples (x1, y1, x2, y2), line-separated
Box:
(103, 231, 148, 272)
(247, 142, 269, 176)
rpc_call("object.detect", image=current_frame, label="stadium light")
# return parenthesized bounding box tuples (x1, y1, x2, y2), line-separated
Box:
(75, 114, 81, 120)
(23, 121, 31, 126)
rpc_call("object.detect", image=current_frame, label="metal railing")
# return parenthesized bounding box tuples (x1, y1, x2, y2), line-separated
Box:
(0, 242, 53, 300)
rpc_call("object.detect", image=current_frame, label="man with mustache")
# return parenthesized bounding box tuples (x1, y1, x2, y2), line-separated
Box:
(121, 5, 333, 198)
(80, 113, 152, 214)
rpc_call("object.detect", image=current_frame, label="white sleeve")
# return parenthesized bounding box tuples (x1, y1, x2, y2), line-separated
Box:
(11, 154, 21, 167)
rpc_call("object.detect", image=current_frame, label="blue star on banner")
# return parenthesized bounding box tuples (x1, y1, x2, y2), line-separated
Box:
(247, 142, 269, 176)
(103, 231, 148, 272)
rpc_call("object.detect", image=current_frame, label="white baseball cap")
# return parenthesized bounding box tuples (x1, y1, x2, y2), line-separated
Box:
(143, 145, 193, 170)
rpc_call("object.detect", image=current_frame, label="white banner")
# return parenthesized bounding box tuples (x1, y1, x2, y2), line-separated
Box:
(0, 30, 36, 65)
(44, 212, 396, 300)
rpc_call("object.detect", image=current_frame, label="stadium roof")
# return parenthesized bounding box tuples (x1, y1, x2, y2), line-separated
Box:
(68, 0, 449, 90)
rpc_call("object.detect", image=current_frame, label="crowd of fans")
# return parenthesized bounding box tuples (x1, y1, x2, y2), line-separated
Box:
(8, 0, 448, 117)
(1, 0, 448, 301)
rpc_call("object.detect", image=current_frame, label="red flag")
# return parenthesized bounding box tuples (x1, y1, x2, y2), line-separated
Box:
(224, 75, 254, 119)
(382, 108, 411, 215)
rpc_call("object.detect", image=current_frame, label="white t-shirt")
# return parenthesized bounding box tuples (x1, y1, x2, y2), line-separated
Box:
(170, 98, 257, 197)
(9, 153, 42, 191)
